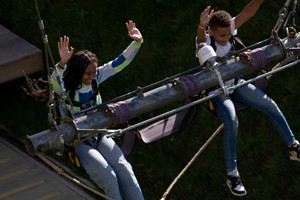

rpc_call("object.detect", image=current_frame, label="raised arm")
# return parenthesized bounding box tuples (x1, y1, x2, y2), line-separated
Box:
(196, 6, 214, 44)
(234, 0, 264, 29)
(57, 36, 74, 68)
(51, 36, 74, 93)
(126, 20, 143, 43)
(96, 20, 143, 83)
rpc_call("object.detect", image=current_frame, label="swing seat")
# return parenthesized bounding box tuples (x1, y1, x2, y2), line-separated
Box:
(138, 103, 198, 143)
(120, 77, 269, 157)
(120, 99, 198, 157)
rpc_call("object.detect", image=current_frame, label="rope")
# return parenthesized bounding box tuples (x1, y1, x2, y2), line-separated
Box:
(160, 124, 224, 200)
(37, 153, 113, 200)
(33, 0, 73, 127)
(159, 46, 300, 200)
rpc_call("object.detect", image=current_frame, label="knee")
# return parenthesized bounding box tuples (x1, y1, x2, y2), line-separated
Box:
(234, 117, 239, 129)
(223, 114, 238, 129)
(88, 167, 119, 188)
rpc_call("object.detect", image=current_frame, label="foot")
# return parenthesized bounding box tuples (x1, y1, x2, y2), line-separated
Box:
(226, 175, 247, 196)
(289, 143, 300, 161)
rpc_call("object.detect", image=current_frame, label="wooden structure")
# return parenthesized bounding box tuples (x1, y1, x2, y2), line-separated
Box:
(0, 25, 43, 84)
(0, 135, 99, 200)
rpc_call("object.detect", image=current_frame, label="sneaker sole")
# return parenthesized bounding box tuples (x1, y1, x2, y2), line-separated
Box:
(226, 180, 247, 197)
(290, 156, 300, 161)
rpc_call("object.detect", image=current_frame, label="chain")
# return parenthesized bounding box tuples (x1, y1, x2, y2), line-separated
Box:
(33, 0, 73, 130)
(272, 0, 300, 39)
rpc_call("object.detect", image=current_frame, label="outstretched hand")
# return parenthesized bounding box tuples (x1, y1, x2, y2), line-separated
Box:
(126, 20, 143, 43)
(57, 36, 74, 66)
(200, 6, 214, 28)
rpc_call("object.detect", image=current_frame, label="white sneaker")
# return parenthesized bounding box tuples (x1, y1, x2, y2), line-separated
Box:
(226, 175, 247, 196)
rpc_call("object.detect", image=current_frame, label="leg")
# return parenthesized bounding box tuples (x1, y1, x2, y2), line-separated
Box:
(75, 142, 123, 200)
(233, 83, 296, 146)
(211, 95, 239, 172)
(211, 94, 246, 196)
(97, 136, 144, 200)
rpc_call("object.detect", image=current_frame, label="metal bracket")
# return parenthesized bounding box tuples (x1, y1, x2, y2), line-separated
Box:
(197, 43, 229, 96)
(68, 119, 122, 145)
(210, 63, 229, 96)
(136, 86, 144, 98)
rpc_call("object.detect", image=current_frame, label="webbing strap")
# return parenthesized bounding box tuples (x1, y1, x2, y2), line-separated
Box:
(242, 48, 267, 71)
(175, 75, 201, 98)
(105, 101, 132, 126)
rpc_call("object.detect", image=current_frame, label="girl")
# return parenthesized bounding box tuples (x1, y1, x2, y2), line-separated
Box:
(52, 20, 144, 200)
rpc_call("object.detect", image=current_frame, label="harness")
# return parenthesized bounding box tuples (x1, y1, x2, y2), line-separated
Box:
(64, 79, 101, 171)
(203, 35, 241, 96)
(210, 35, 246, 60)
(205, 35, 269, 113)
(68, 79, 99, 109)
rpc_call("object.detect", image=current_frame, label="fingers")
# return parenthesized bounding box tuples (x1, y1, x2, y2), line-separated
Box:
(200, 5, 214, 26)
(58, 36, 70, 49)
(69, 46, 74, 54)
(201, 6, 214, 17)
(202, 6, 211, 15)
(126, 20, 136, 31)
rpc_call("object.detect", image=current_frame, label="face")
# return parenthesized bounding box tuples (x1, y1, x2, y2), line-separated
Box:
(209, 26, 232, 46)
(82, 62, 97, 85)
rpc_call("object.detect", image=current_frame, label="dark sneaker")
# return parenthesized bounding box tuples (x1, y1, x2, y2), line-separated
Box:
(226, 175, 247, 196)
(289, 143, 300, 161)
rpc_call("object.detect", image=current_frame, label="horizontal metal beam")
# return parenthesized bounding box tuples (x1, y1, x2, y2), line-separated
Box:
(24, 35, 300, 156)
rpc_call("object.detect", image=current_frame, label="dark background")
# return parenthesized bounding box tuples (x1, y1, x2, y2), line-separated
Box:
(1, 0, 300, 199)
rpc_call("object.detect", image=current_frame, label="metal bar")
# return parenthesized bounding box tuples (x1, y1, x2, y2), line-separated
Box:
(107, 58, 300, 138)
(24, 35, 300, 156)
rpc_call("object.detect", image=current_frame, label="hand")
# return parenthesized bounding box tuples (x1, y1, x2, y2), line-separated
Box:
(126, 20, 143, 43)
(57, 36, 74, 66)
(200, 6, 214, 28)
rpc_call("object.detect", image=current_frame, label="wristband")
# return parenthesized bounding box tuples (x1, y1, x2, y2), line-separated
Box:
(198, 24, 206, 29)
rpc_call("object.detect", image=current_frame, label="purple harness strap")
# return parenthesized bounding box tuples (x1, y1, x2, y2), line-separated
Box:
(105, 101, 132, 126)
(242, 48, 267, 71)
(174, 74, 201, 98)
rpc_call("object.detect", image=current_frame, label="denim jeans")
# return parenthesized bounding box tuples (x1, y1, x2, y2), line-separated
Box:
(211, 81, 296, 172)
(75, 135, 144, 200)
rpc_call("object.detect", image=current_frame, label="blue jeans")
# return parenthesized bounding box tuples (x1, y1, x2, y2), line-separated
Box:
(211, 82, 296, 172)
(75, 135, 144, 200)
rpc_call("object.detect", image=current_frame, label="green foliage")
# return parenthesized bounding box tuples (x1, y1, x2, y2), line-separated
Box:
(1, 0, 300, 199)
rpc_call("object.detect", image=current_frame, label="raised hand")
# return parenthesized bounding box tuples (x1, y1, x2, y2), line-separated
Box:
(200, 6, 214, 28)
(57, 36, 74, 66)
(126, 20, 143, 43)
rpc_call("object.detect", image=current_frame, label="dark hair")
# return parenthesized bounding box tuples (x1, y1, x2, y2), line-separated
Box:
(63, 50, 98, 99)
(209, 10, 232, 29)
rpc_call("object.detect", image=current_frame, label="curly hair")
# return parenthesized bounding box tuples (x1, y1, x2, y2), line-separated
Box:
(209, 10, 232, 29)
(63, 50, 98, 99)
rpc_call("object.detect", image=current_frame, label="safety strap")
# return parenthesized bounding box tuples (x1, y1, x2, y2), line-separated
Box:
(210, 35, 246, 59)
(67, 79, 99, 109)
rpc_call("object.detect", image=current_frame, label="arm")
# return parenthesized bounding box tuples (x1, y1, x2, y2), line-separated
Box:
(196, 6, 214, 44)
(57, 36, 74, 68)
(234, 0, 264, 29)
(96, 20, 143, 83)
(126, 20, 143, 43)
(51, 36, 74, 93)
